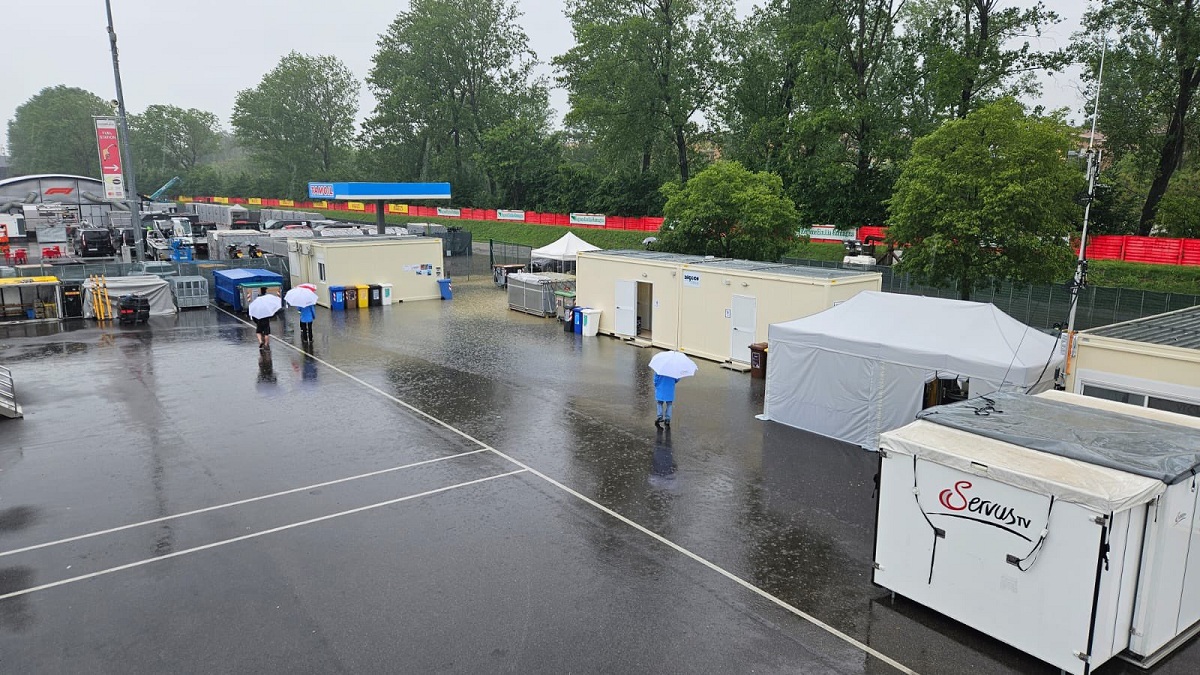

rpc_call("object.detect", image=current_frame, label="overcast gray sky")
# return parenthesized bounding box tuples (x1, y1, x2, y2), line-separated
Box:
(2, 0, 1091, 151)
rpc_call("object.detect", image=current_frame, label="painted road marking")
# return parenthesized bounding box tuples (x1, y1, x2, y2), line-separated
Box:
(217, 308, 919, 675)
(0, 449, 488, 559)
(0, 470, 527, 603)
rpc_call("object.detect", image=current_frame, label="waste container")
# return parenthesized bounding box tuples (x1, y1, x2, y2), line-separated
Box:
(437, 278, 453, 300)
(344, 286, 358, 308)
(581, 308, 602, 337)
(574, 306, 584, 334)
(564, 306, 575, 332)
(749, 342, 768, 379)
(329, 285, 345, 311)
(368, 284, 382, 306)
(62, 281, 84, 318)
(356, 284, 369, 308)
(380, 283, 393, 305)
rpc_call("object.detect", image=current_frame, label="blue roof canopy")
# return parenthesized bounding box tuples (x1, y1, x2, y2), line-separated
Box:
(307, 182, 451, 201)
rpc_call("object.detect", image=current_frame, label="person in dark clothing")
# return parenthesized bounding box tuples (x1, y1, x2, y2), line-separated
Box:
(254, 287, 272, 349)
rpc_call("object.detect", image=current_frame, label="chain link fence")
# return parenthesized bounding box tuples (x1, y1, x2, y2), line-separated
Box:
(780, 257, 1200, 331)
(489, 239, 532, 267)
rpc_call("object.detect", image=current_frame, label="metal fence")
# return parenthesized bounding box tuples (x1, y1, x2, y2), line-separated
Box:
(12, 257, 291, 298)
(780, 257, 1200, 331)
(489, 239, 532, 267)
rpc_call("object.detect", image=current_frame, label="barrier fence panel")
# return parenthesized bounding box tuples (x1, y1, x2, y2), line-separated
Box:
(780, 257, 1200, 331)
(489, 240, 532, 268)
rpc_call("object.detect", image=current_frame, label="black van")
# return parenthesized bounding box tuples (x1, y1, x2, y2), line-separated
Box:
(76, 227, 116, 257)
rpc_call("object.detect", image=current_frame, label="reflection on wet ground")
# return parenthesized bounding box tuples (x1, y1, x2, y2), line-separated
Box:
(0, 252, 1193, 673)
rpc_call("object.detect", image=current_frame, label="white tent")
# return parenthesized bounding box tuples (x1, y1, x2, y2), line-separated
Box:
(531, 231, 600, 262)
(762, 291, 1062, 450)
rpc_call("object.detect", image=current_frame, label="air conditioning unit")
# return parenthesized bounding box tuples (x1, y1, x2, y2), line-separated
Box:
(300, 243, 312, 255)
(286, 240, 299, 252)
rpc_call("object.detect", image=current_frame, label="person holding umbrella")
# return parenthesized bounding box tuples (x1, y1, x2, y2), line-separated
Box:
(248, 287, 282, 349)
(648, 350, 698, 428)
(285, 283, 319, 344)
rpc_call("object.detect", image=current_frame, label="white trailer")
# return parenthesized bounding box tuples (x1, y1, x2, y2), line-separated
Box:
(874, 390, 1200, 674)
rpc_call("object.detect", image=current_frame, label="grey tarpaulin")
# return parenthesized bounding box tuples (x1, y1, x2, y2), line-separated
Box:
(917, 392, 1200, 485)
(82, 276, 176, 318)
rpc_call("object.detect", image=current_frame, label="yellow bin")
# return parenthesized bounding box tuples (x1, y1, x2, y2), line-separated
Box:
(356, 284, 369, 308)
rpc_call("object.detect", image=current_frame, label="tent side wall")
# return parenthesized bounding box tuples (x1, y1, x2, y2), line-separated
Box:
(576, 253, 681, 349)
(676, 267, 881, 364)
(1069, 335, 1200, 413)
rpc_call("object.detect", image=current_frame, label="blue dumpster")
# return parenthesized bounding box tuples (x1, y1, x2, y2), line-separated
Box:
(329, 285, 346, 311)
(437, 278, 453, 300)
(574, 306, 584, 334)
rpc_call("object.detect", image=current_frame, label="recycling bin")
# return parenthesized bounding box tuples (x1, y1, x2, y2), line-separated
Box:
(344, 286, 358, 308)
(581, 308, 601, 337)
(437, 278, 453, 300)
(564, 306, 575, 332)
(356, 284, 369, 308)
(574, 307, 584, 334)
(380, 283, 393, 305)
(368, 284, 382, 307)
(329, 285, 345, 311)
(749, 342, 768, 379)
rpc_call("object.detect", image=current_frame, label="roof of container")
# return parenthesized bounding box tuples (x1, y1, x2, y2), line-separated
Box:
(585, 249, 877, 279)
(1083, 305, 1200, 350)
(213, 268, 283, 281)
(310, 235, 423, 247)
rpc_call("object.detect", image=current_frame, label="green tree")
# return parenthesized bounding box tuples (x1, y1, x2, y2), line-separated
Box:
(231, 52, 358, 195)
(364, 0, 546, 205)
(887, 100, 1080, 300)
(475, 118, 563, 209)
(555, 0, 732, 183)
(129, 104, 221, 189)
(1080, 1, 1200, 235)
(658, 160, 799, 261)
(1155, 167, 1200, 238)
(6, 86, 115, 176)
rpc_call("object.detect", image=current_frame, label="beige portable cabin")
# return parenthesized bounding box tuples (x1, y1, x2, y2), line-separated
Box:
(289, 236, 445, 307)
(1068, 305, 1200, 418)
(575, 250, 881, 364)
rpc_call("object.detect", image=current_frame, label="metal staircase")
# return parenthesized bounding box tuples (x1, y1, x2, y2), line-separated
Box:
(0, 365, 22, 419)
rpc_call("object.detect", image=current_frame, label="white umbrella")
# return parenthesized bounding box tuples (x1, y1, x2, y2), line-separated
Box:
(248, 293, 283, 320)
(284, 287, 318, 308)
(649, 351, 698, 379)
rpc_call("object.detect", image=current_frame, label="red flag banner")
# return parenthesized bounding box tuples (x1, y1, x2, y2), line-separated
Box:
(94, 117, 126, 200)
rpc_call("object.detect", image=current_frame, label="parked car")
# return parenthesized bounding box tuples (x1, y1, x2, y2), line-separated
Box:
(130, 261, 178, 278)
(261, 219, 313, 230)
(75, 227, 117, 258)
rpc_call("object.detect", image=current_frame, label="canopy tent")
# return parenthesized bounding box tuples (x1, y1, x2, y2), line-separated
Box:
(82, 276, 176, 318)
(761, 291, 1062, 450)
(531, 232, 600, 262)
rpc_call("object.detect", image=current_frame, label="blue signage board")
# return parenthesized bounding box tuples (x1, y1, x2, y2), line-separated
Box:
(307, 182, 452, 201)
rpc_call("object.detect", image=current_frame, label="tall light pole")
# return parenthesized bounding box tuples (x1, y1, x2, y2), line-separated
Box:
(1061, 37, 1107, 387)
(104, 0, 144, 262)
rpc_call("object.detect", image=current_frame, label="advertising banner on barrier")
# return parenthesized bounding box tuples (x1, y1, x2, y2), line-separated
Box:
(437, 207, 462, 218)
(248, 197, 262, 205)
(311, 200, 327, 208)
(213, 196, 229, 204)
(388, 203, 409, 214)
(348, 202, 366, 212)
(497, 209, 526, 221)
(279, 199, 295, 207)
(570, 213, 606, 226)
(94, 117, 126, 200)
(798, 225, 858, 241)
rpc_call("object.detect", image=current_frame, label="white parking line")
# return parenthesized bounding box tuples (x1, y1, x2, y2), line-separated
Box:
(0, 449, 488, 559)
(0, 469, 527, 603)
(217, 308, 919, 674)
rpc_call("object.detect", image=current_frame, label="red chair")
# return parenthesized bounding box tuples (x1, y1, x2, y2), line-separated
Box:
(13, 248, 27, 264)
(2, 249, 11, 264)
(43, 246, 61, 260)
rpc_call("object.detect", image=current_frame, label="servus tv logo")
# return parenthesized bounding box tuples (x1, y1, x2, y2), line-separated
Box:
(934, 481, 1034, 541)
(308, 183, 335, 198)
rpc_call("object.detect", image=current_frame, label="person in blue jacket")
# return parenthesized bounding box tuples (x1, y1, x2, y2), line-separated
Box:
(298, 303, 316, 343)
(654, 373, 678, 428)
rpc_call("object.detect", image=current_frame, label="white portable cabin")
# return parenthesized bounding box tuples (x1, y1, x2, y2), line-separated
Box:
(575, 251, 881, 364)
(874, 391, 1200, 674)
(763, 292, 1063, 450)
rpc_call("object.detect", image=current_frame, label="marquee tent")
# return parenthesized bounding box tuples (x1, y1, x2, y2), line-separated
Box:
(761, 291, 1062, 450)
(531, 232, 600, 262)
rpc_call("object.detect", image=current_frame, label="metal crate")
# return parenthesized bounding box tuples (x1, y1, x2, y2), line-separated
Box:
(170, 276, 209, 309)
(507, 273, 575, 316)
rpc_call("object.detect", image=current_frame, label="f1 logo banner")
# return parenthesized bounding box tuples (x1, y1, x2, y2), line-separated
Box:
(94, 117, 126, 200)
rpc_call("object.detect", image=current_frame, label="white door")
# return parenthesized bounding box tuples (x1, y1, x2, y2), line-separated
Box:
(730, 295, 757, 363)
(615, 280, 638, 336)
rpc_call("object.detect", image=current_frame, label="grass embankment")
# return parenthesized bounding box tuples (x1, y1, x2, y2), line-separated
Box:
(297, 210, 1200, 295)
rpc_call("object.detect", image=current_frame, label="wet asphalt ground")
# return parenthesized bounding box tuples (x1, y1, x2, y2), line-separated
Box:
(0, 253, 1196, 674)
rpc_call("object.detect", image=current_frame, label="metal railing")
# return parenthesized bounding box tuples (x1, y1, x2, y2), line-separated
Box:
(13, 257, 291, 298)
(780, 257, 1200, 331)
(0, 365, 22, 419)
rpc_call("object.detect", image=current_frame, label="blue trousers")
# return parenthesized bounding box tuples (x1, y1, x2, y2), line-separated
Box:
(656, 401, 673, 420)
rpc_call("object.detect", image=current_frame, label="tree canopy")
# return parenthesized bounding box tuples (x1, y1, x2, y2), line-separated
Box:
(658, 160, 799, 261)
(886, 99, 1081, 300)
(129, 104, 222, 192)
(6, 86, 115, 177)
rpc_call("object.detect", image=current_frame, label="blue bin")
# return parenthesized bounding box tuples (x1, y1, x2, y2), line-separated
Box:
(329, 285, 346, 311)
(574, 307, 584, 334)
(437, 278, 453, 300)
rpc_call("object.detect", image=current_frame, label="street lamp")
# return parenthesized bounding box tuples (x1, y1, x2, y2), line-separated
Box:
(104, 0, 144, 262)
